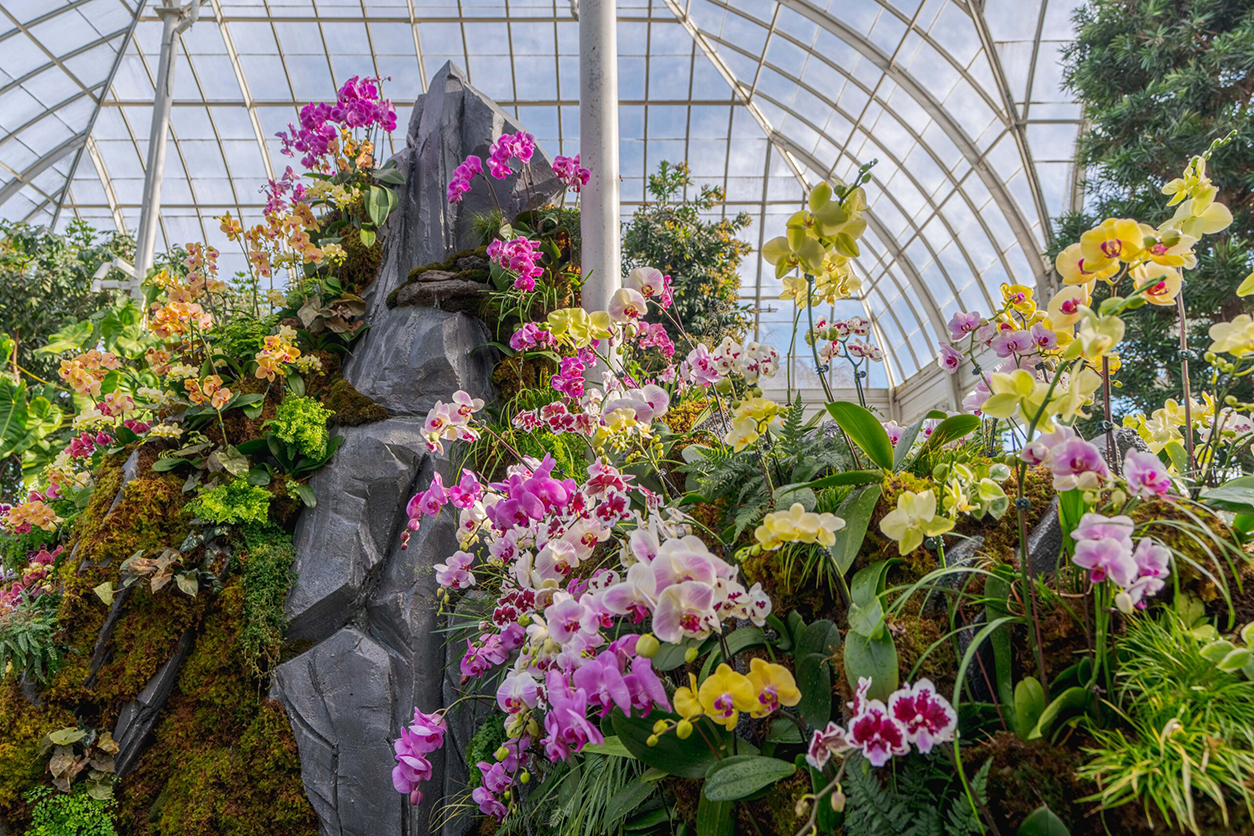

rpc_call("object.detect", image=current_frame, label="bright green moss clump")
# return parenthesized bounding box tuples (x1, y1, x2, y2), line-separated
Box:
(271, 394, 333, 459)
(239, 525, 296, 676)
(187, 479, 271, 526)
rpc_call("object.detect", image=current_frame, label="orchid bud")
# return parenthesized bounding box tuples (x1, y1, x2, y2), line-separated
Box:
(676, 719, 693, 740)
(830, 789, 846, 813)
(652, 719, 669, 734)
(495, 746, 509, 762)
(1114, 590, 1134, 614)
(519, 770, 530, 785)
(684, 646, 699, 664)
(636, 634, 660, 658)
(646, 734, 659, 747)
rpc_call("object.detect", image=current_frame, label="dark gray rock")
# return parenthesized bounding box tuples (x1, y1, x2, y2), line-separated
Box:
(113, 630, 195, 776)
(285, 418, 430, 644)
(412, 269, 458, 283)
(393, 280, 490, 312)
(343, 307, 493, 418)
(272, 628, 411, 836)
(1027, 497, 1063, 577)
(359, 60, 562, 323)
(276, 60, 552, 836)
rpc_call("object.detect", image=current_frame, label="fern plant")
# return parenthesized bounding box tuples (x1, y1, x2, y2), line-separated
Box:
(678, 398, 852, 542)
(0, 592, 61, 682)
(842, 752, 989, 836)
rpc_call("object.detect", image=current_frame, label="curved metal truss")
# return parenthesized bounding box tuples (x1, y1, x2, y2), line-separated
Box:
(0, 0, 1085, 409)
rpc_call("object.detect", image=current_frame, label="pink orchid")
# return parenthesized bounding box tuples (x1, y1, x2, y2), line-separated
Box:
(805, 722, 853, 770)
(848, 699, 910, 767)
(886, 679, 957, 754)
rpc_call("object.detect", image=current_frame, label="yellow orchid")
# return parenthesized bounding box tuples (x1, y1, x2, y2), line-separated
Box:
(1169, 195, 1233, 239)
(1131, 262, 1183, 306)
(1140, 224, 1198, 269)
(1062, 308, 1125, 362)
(1080, 218, 1143, 269)
(1055, 242, 1119, 286)
(1046, 284, 1090, 329)
(1049, 367, 1103, 425)
(698, 664, 757, 730)
(762, 227, 827, 279)
(746, 658, 801, 717)
(674, 673, 703, 720)
(753, 503, 845, 551)
(980, 369, 1044, 421)
(879, 489, 954, 554)
(1208, 315, 1254, 358)
(1000, 283, 1036, 316)
(546, 307, 612, 348)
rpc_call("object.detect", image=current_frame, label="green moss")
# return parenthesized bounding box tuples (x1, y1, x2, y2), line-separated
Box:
(238, 525, 295, 677)
(117, 582, 317, 836)
(0, 684, 77, 825)
(187, 479, 271, 526)
(270, 394, 332, 459)
(341, 223, 382, 291)
(320, 377, 389, 426)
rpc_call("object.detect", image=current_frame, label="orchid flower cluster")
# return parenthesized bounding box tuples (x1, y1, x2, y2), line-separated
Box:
(1070, 513, 1172, 613)
(277, 75, 397, 171)
(0, 545, 60, 613)
(806, 677, 957, 770)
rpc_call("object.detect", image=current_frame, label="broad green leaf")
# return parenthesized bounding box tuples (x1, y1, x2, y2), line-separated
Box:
(829, 484, 881, 575)
(703, 755, 796, 801)
(695, 789, 734, 836)
(1201, 476, 1254, 513)
(373, 168, 406, 186)
(175, 572, 199, 597)
(0, 376, 31, 459)
(1013, 677, 1046, 739)
(798, 469, 883, 490)
(847, 598, 884, 639)
(797, 652, 833, 728)
(843, 630, 897, 701)
(916, 414, 980, 458)
(359, 227, 376, 247)
(850, 559, 897, 608)
(984, 573, 1016, 712)
(293, 483, 317, 508)
(825, 401, 893, 470)
(582, 735, 635, 758)
(651, 637, 702, 671)
(1028, 686, 1090, 740)
(366, 185, 391, 227)
(611, 710, 752, 778)
(35, 320, 94, 355)
(1016, 805, 1070, 836)
(892, 409, 946, 471)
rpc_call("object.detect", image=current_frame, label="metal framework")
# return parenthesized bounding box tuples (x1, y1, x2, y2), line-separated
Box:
(0, 0, 1084, 419)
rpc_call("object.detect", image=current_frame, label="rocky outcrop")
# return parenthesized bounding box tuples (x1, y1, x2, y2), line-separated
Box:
(274, 63, 557, 836)
(345, 60, 563, 418)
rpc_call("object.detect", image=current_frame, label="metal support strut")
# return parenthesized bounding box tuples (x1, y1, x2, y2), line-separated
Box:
(132, 0, 201, 297)
(577, 0, 621, 317)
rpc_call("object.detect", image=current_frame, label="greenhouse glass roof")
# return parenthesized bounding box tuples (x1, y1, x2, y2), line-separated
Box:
(0, 0, 1085, 408)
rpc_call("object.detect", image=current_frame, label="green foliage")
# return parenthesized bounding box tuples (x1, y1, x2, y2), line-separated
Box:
(238, 525, 295, 676)
(23, 785, 118, 836)
(206, 314, 279, 362)
(679, 398, 850, 541)
(186, 479, 271, 526)
(1056, 0, 1254, 423)
(270, 394, 332, 460)
(464, 717, 510, 791)
(842, 752, 990, 836)
(531, 752, 651, 836)
(1079, 611, 1254, 832)
(622, 161, 752, 344)
(0, 594, 61, 683)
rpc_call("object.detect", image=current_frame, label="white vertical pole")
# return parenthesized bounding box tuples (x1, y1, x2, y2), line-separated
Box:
(133, 0, 199, 296)
(578, 0, 621, 315)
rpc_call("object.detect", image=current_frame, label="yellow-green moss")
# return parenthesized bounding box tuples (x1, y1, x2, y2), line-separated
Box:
(321, 377, 389, 426)
(0, 683, 77, 824)
(118, 582, 317, 836)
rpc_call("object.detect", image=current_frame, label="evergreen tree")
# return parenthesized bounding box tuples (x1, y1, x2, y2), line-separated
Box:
(1055, 0, 1254, 419)
(621, 161, 752, 346)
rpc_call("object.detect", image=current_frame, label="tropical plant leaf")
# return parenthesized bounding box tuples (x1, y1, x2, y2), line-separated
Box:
(703, 755, 796, 801)
(825, 401, 894, 470)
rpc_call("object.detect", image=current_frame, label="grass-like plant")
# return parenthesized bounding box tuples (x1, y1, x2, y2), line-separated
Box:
(1080, 610, 1254, 833)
